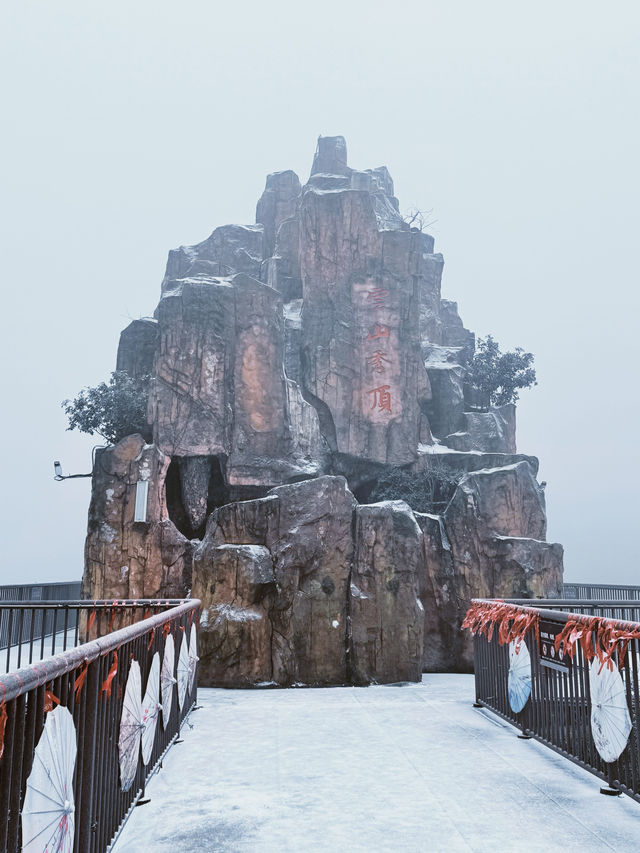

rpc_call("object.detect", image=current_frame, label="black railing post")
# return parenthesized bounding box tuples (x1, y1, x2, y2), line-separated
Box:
(77, 660, 100, 852)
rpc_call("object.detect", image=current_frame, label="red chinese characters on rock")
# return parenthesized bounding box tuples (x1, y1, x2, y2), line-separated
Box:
(363, 286, 395, 416)
(368, 384, 392, 414)
(366, 323, 390, 341)
(367, 350, 391, 373)
(366, 288, 390, 308)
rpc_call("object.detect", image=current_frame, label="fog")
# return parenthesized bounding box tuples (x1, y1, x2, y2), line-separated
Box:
(1, 0, 638, 584)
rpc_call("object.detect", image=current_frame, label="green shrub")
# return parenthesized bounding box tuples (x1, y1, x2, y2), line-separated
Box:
(62, 371, 151, 445)
(466, 335, 536, 410)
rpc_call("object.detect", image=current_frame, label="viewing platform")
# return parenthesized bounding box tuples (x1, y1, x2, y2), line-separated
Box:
(113, 675, 640, 853)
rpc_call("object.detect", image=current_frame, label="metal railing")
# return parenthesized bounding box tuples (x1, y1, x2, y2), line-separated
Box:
(472, 599, 640, 803)
(508, 598, 640, 623)
(0, 583, 82, 651)
(0, 600, 181, 673)
(563, 582, 640, 600)
(0, 598, 200, 852)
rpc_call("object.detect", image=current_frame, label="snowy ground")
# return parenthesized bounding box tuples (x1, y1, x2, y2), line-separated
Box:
(113, 675, 640, 853)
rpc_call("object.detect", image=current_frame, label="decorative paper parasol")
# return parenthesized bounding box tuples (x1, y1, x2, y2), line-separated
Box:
(188, 624, 199, 691)
(161, 633, 176, 729)
(177, 632, 190, 711)
(118, 660, 143, 791)
(508, 640, 532, 713)
(22, 705, 76, 853)
(141, 652, 161, 765)
(589, 660, 632, 763)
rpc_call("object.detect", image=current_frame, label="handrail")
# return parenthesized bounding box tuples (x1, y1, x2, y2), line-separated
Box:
(0, 599, 198, 703)
(0, 599, 184, 609)
(0, 597, 200, 853)
(469, 597, 640, 805)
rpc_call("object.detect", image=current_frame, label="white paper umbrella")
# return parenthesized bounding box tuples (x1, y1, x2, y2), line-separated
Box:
(22, 705, 76, 853)
(177, 632, 190, 711)
(508, 640, 532, 713)
(118, 660, 143, 791)
(161, 633, 176, 729)
(589, 660, 632, 763)
(141, 652, 161, 765)
(188, 624, 199, 691)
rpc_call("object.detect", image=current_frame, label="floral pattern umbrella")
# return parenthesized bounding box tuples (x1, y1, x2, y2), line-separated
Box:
(589, 660, 632, 763)
(177, 632, 190, 711)
(188, 624, 199, 692)
(508, 640, 532, 713)
(22, 705, 76, 853)
(118, 660, 143, 791)
(141, 652, 161, 765)
(161, 634, 176, 729)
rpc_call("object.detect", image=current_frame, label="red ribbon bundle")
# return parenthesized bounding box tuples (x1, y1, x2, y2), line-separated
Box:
(74, 661, 89, 702)
(462, 600, 540, 649)
(107, 601, 119, 634)
(87, 608, 97, 635)
(463, 601, 640, 673)
(101, 651, 118, 699)
(554, 613, 640, 672)
(0, 686, 7, 760)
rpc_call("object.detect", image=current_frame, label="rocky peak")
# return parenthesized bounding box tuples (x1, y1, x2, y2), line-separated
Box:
(310, 134, 349, 176)
(83, 136, 563, 685)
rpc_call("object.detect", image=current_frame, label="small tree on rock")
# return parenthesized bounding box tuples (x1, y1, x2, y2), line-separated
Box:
(62, 371, 152, 445)
(466, 336, 536, 410)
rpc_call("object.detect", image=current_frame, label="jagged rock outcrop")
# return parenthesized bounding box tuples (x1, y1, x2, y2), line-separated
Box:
(83, 434, 192, 600)
(192, 477, 427, 686)
(351, 501, 424, 684)
(83, 135, 563, 682)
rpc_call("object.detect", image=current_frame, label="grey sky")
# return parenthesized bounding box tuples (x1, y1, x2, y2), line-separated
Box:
(1, 1, 638, 584)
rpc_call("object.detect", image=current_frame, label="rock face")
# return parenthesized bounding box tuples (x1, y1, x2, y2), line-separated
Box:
(83, 434, 192, 601)
(83, 136, 563, 681)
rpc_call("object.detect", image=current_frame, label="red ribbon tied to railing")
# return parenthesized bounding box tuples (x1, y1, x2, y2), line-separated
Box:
(0, 685, 7, 760)
(87, 606, 97, 635)
(461, 600, 540, 649)
(101, 651, 118, 700)
(44, 690, 60, 713)
(107, 600, 119, 634)
(74, 660, 90, 702)
(554, 613, 640, 672)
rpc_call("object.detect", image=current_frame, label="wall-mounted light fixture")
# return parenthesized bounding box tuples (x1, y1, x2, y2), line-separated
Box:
(53, 460, 92, 481)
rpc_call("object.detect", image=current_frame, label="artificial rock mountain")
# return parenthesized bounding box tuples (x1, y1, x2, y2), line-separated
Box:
(83, 137, 563, 685)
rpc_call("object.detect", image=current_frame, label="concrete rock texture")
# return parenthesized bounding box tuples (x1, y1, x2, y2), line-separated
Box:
(83, 136, 563, 682)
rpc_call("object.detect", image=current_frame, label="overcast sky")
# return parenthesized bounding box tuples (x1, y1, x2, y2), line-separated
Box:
(1, 1, 638, 585)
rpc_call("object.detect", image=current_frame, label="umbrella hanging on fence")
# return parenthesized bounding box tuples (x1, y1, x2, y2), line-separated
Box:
(118, 660, 144, 792)
(141, 652, 161, 765)
(161, 634, 176, 729)
(508, 640, 532, 713)
(177, 632, 190, 711)
(589, 660, 632, 763)
(22, 705, 76, 853)
(188, 624, 199, 692)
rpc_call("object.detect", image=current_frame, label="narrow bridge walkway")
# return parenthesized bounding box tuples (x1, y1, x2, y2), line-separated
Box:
(114, 675, 640, 852)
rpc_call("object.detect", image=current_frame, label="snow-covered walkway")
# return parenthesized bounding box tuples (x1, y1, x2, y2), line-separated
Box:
(113, 675, 640, 852)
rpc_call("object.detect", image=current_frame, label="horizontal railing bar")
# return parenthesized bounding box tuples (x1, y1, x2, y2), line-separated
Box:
(0, 598, 200, 702)
(507, 599, 640, 608)
(0, 581, 81, 589)
(0, 599, 184, 610)
(473, 598, 640, 629)
(563, 582, 640, 590)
